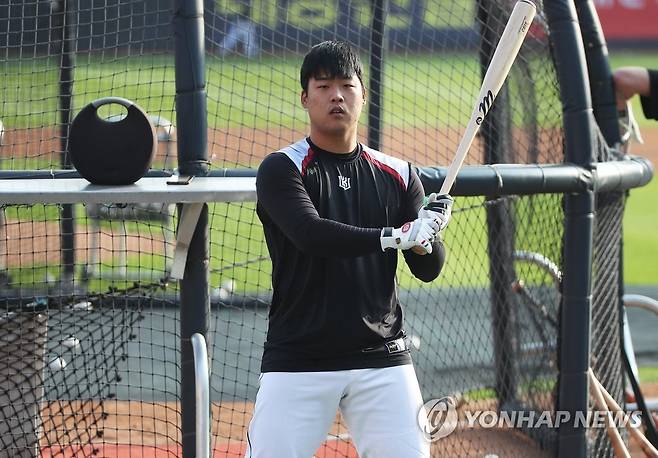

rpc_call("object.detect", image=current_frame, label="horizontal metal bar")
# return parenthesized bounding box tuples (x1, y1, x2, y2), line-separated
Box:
(0, 177, 256, 204)
(0, 170, 172, 180)
(0, 156, 652, 200)
(418, 156, 653, 196)
(210, 156, 654, 195)
(623, 294, 658, 315)
(594, 157, 655, 193)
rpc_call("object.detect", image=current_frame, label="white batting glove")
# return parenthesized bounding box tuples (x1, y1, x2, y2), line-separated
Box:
(381, 218, 439, 253)
(419, 193, 453, 231)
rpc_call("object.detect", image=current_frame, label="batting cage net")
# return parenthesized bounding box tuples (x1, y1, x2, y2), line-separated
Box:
(0, 0, 649, 456)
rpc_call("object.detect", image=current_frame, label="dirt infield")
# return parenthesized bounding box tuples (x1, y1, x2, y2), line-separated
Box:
(0, 125, 603, 168)
(210, 126, 658, 168)
(627, 129, 658, 167)
(207, 125, 572, 167)
(2, 125, 656, 166)
(38, 400, 355, 457)
(1, 220, 168, 268)
(37, 400, 553, 457)
(36, 385, 658, 457)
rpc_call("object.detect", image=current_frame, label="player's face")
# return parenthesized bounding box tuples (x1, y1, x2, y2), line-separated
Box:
(301, 74, 365, 136)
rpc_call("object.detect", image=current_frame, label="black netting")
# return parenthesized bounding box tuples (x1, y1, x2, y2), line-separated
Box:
(0, 203, 179, 456)
(589, 191, 626, 458)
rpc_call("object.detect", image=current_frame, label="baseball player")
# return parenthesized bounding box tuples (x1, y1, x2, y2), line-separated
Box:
(247, 40, 453, 458)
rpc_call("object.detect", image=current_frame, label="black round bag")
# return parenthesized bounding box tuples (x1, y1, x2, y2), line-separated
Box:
(69, 97, 157, 185)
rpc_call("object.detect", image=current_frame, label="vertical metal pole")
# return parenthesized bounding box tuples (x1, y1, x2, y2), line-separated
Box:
(367, 0, 386, 150)
(545, 1, 595, 456)
(477, 0, 517, 408)
(574, 0, 621, 147)
(559, 193, 594, 457)
(173, 0, 209, 455)
(57, 0, 75, 285)
(192, 333, 210, 458)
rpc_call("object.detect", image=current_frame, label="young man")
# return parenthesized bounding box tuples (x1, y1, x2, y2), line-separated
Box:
(248, 40, 453, 457)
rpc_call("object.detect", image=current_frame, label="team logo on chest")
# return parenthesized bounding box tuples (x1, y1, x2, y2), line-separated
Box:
(338, 174, 351, 190)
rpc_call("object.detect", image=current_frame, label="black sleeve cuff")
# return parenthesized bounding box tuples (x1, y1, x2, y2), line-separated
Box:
(640, 69, 658, 120)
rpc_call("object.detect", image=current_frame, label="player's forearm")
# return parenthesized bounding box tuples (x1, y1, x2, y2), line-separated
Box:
(640, 69, 658, 121)
(287, 214, 382, 257)
(613, 67, 651, 109)
(258, 198, 383, 257)
(402, 240, 445, 282)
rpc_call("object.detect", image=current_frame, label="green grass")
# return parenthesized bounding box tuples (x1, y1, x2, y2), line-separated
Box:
(463, 387, 498, 401)
(2, 53, 561, 130)
(0, 182, 643, 291)
(2, 55, 177, 128)
(207, 202, 271, 291)
(462, 377, 556, 402)
(455, 368, 658, 401)
(639, 366, 658, 384)
(213, 182, 649, 291)
(1, 50, 654, 130)
(623, 177, 658, 285)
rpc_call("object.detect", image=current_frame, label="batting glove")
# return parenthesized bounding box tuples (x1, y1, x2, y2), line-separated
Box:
(419, 193, 453, 231)
(381, 218, 439, 254)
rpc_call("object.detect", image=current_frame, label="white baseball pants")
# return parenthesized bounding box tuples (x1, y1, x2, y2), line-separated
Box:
(245, 364, 430, 458)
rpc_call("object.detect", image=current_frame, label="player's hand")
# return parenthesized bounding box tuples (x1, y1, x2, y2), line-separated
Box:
(419, 193, 453, 231)
(380, 218, 439, 253)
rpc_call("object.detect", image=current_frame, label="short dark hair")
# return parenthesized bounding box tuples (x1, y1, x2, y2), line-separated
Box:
(300, 40, 364, 92)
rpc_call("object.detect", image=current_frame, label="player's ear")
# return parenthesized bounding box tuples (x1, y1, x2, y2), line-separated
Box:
(300, 91, 308, 109)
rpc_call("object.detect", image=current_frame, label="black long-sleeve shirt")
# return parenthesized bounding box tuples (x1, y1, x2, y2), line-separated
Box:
(640, 69, 658, 120)
(256, 138, 445, 372)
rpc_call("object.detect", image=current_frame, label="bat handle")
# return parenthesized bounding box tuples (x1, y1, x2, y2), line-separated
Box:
(438, 178, 452, 196)
(588, 368, 631, 458)
(439, 160, 461, 195)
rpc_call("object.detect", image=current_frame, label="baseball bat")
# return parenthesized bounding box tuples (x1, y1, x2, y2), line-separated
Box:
(588, 369, 631, 458)
(590, 369, 658, 457)
(438, 0, 536, 195)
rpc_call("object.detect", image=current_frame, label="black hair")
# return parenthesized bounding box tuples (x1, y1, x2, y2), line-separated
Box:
(300, 40, 364, 92)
